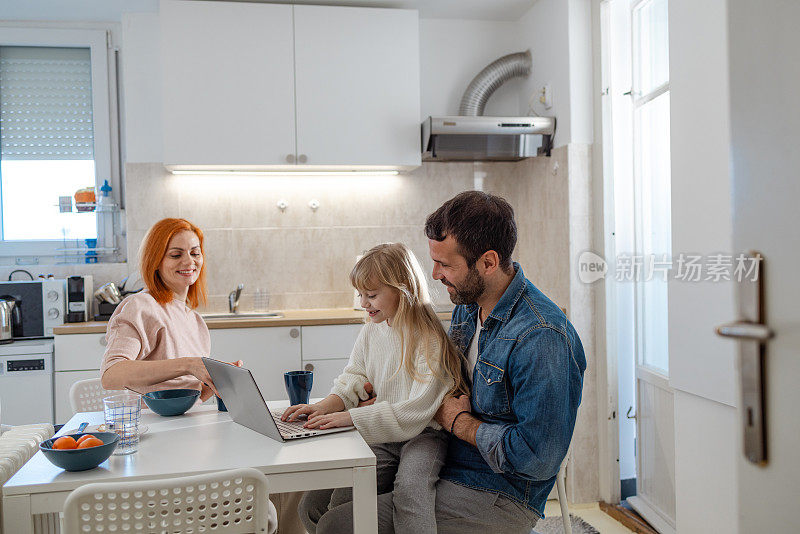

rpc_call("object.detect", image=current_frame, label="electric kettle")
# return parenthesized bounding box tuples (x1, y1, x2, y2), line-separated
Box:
(0, 298, 16, 344)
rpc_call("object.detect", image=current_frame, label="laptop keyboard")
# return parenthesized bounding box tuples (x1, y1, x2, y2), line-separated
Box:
(271, 410, 320, 438)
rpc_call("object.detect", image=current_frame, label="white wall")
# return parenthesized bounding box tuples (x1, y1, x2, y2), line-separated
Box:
(419, 18, 522, 119)
(516, 0, 571, 147)
(668, 0, 737, 531)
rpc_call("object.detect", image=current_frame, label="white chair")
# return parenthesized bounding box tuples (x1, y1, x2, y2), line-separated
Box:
(62, 467, 278, 534)
(69, 378, 122, 414)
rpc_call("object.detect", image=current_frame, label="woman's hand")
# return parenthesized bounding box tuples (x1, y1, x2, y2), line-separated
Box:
(183, 357, 218, 396)
(199, 359, 242, 402)
(304, 410, 353, 430)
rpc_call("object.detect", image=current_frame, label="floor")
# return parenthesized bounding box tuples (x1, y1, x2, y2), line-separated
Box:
(544, 500, 635, 533)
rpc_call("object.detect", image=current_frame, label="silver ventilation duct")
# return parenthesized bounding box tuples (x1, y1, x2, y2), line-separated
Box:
(422, 49, 555, 161)
(459, 50, 532, 116)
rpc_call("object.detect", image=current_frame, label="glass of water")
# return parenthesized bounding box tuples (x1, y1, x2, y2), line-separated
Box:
(103, 394, 141, 455)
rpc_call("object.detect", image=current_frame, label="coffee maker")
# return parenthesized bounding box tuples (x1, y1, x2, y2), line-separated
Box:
(66, 275, 93, 323)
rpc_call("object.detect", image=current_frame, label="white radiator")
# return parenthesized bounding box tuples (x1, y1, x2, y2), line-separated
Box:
(33, 513, 60, 534)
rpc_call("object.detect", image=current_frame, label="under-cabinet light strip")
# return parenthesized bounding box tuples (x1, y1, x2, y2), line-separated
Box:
(170, 170, 400, 177)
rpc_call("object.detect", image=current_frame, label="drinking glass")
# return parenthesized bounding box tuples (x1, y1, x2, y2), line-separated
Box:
(103, 393, 141, 455)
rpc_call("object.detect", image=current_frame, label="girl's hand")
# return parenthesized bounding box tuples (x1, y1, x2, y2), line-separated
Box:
(282, 401, 328, 422)
(304, 411, 353, 430)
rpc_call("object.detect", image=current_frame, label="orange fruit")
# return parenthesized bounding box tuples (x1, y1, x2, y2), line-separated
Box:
(52, 436, 78, 450)
(76, 434, 97, 445)
(77, 437, 104, 449)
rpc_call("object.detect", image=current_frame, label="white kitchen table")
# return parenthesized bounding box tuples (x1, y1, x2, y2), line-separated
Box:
(2, 403, 377, 533)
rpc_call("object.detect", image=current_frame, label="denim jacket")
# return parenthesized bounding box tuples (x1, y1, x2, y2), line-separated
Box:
(439, 263, 586, 518)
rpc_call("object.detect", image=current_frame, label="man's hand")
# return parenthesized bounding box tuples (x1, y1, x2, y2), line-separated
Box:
(357, 382, 376, 407)
(435, 394, 472, 430)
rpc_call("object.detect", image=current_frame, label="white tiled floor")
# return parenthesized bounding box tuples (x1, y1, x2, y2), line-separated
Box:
(543, 500, 635, 534)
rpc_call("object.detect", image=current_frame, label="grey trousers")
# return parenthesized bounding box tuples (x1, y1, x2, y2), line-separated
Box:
(299, 428, 448, 534)
(300, 478, 539, 534)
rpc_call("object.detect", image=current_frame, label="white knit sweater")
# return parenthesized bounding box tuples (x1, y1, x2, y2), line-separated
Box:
(331, 321, 452, 445)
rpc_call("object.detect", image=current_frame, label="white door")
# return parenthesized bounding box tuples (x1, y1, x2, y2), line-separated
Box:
(292, 5, 420, 167)
(725, 1, 800, 530)
(160, 0, 296, 166)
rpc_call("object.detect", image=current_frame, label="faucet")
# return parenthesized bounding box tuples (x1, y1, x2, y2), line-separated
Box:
(228, 283, 244, 314)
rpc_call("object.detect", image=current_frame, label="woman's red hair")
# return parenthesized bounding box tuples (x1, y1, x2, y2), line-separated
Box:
(139, 218, 207, 308)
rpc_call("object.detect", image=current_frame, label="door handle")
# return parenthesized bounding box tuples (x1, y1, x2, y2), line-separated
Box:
(715, 251, 770, 465)
(716, 322, 773, 341)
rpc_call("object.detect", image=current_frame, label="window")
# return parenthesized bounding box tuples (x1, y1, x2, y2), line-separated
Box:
(0, 28, 122, 263)
(631, 0, 670, 374)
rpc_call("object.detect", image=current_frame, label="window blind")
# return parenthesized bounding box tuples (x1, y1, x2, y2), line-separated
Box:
(0, 46, 94, 160)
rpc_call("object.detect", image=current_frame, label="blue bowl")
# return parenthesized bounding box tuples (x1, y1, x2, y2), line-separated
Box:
(40, 432, 119, 471)
(142, 388, 200, 416)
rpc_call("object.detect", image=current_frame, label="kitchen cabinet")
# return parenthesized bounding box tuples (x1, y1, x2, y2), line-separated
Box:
(209, 327, 301, 401)
(161, 1, 296, 167)
(160, 1, 420, 170)
(54, 333, 107, 424)
(292, 5, 420, 167)
(301, 324, 362, 399)
(55, 369, 102, 425)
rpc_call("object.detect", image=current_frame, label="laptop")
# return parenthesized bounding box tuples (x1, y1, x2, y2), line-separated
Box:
(202, 357, 355, 442)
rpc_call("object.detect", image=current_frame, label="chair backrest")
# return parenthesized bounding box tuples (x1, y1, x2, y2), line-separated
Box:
(69, 378, 119, 413)
(62, 467, 276, 534)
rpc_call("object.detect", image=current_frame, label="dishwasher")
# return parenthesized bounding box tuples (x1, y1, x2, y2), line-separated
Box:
(0, 340, 54, 426)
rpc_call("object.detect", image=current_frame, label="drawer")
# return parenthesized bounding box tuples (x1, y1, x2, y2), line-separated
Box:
(54, 333, 107, 371)
(301, 324, 363, 360)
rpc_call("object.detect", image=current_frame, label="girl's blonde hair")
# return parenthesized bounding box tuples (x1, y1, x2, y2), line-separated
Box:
(350, 243, 468, 396)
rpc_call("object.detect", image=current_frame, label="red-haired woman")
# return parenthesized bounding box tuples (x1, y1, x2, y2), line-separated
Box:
(101, 218, 223, 400)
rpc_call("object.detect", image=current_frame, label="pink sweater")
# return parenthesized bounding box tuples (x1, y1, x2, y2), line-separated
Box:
(101, 291, 210, 393)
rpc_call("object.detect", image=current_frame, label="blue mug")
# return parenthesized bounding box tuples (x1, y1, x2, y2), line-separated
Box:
(284, 370, 313, 405)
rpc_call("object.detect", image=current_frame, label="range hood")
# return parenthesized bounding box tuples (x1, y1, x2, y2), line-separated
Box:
(422, 115, 555, 161)
(423, 50, 556, 162)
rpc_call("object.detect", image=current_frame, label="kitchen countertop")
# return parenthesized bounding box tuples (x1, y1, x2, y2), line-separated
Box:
(53, 308, 455, 335)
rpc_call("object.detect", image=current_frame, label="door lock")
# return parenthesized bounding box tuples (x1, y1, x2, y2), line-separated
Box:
(716, 251, 771, 465)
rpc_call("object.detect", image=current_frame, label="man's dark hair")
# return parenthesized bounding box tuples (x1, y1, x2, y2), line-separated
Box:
(425, 191, 517, 271)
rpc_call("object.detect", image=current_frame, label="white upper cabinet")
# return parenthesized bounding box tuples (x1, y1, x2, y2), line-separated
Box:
(160, 1, 421, 170)
(293, 5, 420, 168)
(161, 0, 296, 167)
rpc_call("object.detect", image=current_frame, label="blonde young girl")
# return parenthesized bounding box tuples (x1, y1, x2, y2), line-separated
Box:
(284, 243, 468, 534)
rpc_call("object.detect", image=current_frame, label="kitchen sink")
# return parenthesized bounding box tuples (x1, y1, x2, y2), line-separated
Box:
(201, 312, 284, 320)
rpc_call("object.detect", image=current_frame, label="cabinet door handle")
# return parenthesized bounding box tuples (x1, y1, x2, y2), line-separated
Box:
(290, 328, 300, 339)
(285, 154, 296, 163)
(304, 363, 314, 372)
(298, 154, 308, 164)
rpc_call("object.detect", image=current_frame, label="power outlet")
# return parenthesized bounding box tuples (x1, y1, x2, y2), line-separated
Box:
(539, 83, 553, 109)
